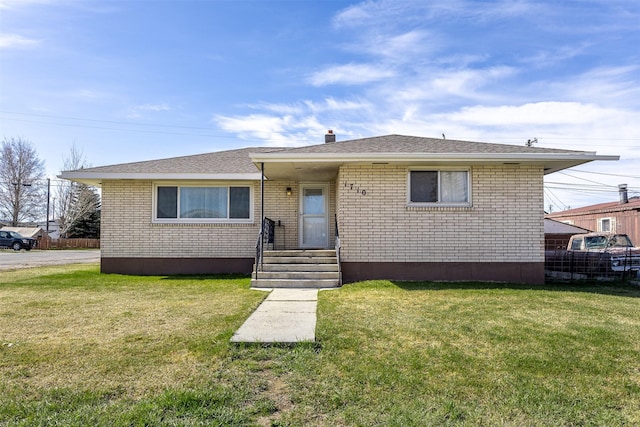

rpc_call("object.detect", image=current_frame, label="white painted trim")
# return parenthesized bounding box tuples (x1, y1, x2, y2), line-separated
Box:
(250, 152, 618, 162)
(597, 217, 616, 233)
(151, 182, 254, 224)
(299, 182, 330, 249)
(407, 167, 472, 207)
(61, 172, 263, 180)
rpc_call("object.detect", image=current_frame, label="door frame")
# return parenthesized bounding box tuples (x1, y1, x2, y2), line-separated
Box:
(299, 182, 330, 249)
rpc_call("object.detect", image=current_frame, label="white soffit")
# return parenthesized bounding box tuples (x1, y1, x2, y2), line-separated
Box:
(59, 172, 263, 187)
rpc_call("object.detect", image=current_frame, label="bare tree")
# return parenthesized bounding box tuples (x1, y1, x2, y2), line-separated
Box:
(57, 144, 100, 237)
(0, 137, 46, 226)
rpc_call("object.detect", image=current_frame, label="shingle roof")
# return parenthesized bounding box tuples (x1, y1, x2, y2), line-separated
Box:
(279, 134, 585, 155)
(69, 147, 285, 174)
(544, 218, 591, 234)
(71, 135, 588, 176)
(546, 197, 640, 216)
(61, 134, 617, 185)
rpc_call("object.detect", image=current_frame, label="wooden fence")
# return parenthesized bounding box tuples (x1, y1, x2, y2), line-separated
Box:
(37, 238, 100, 250)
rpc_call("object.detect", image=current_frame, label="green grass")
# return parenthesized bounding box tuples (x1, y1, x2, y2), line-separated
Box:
(1, 266, 639, 426)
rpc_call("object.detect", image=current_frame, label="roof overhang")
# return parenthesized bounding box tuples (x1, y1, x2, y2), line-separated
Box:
(249, 152, 620, 180)
(59, 172, 263, 187)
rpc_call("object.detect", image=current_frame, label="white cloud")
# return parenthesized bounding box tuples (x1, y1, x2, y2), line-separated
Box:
(71, 89, 111, 100)
(355, 30, 434, 60)
(308, 63, 396, 86)
(333, 0, 539, 29)
(446, 102, 616, 126)
(126, 103, 171, 119)
(381, 65, 517, 106)
(0, 33, 41, 48)
(0, 0, 50, 10)
(432, 66, 516, 96)
(250, 102, 305, 115)
(556, 66, 640, 107)
(332, 0, 387, 28)
(214, 113, 321, 146)
(305, 97, 372, 113)
(521, 43, 590, 67)
(135, 103, 170, 112)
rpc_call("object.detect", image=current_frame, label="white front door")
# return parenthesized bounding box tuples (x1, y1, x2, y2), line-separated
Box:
(299, 183, 329, 248)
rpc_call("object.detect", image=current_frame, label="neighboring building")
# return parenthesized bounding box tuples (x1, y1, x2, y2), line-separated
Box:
(544, 218, 591, 250)
(546, 185, 640, 246)
(36, 220, 61, 239)
(61, 133, 617, 284)
(0, 226, 45, 239)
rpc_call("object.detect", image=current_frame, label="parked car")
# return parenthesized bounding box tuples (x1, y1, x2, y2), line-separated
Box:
(0, 230, 37, 251)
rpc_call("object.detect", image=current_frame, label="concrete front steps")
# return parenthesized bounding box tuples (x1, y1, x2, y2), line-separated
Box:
(251, 249, 341, 288)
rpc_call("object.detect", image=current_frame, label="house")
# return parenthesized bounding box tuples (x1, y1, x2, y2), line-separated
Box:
(61, 133, 617, 285)
(546, 185, 640, 246)
(36, 220, 61, 239)
(544, 218, 591, 250)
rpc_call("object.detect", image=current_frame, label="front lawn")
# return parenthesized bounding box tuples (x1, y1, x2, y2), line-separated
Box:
(1, 265, 638, 426)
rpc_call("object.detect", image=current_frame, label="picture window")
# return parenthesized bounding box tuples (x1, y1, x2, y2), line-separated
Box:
(155, 184, 251, 222)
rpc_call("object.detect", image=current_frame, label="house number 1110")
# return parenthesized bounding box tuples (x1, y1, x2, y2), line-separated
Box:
(344, 181, 367, 196)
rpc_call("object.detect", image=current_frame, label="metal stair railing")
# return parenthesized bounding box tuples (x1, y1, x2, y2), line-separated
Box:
(335, 214, 342, 286)
(254, 217, 275, 280)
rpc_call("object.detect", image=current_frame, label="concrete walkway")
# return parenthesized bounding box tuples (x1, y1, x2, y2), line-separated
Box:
(231, 288, 318, 343)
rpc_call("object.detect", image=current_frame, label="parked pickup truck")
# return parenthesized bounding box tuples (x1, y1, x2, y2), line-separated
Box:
(546, 232, 640, 276)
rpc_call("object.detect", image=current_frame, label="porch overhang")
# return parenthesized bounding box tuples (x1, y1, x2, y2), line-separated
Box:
(249, 151, 620, 179)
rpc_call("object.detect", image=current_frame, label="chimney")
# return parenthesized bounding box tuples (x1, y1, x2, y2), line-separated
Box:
(325, 129, 336, 143)
(619, 183, 629, 204)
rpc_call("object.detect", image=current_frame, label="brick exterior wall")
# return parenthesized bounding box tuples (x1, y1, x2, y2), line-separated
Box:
(101, 180, 260, 259)
(100, 165, 543, 281)
(336, 164, 545, 263)
(101, 179, 337, 260)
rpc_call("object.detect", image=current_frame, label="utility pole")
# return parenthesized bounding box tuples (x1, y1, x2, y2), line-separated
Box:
(46, 178, 51, 235)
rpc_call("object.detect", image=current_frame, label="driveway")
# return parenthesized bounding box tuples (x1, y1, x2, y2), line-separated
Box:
(0, 249, 100, 270)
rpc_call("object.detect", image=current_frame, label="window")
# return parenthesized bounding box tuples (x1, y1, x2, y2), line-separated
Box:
(570, 237, 583, 250)
(154, 184, 252, 222)
(409, 170, 470, 205)
(597, 217, 615, 233)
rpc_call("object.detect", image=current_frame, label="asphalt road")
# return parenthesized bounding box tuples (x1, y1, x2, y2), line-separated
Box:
(0, 249, 100, 270)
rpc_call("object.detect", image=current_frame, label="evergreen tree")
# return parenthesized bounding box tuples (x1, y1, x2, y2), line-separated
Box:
(65, 184, 101, 238)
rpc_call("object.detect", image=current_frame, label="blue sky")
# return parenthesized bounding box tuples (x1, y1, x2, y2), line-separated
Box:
(1, 0, 639, 211)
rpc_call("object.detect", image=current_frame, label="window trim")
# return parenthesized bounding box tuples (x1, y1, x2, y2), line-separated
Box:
(152, 181, 254, 224)
(597, 217, 615, 233)
(407, 167, 472, 207)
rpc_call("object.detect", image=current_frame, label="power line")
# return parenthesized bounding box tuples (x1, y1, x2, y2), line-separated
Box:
(557, 171, 622, 188)
(545, 186, 621, 194)
(544, 187, 569, 211)
(566, 168, 640, 179)
(544, 182, 632, 191)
